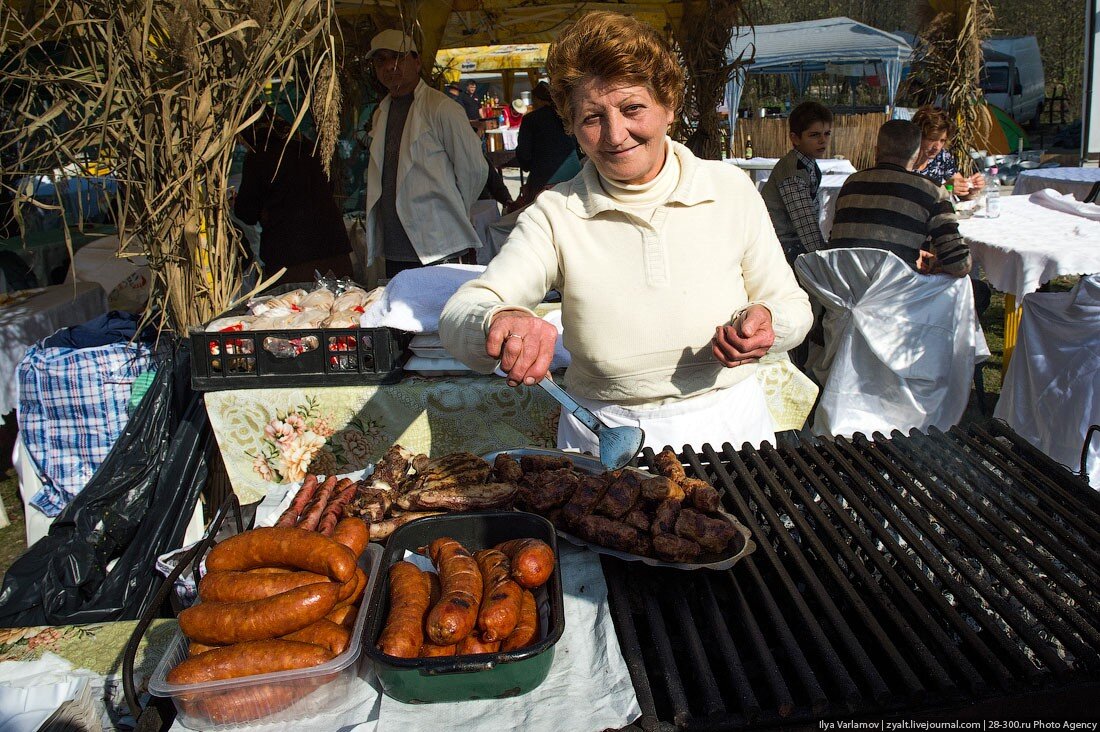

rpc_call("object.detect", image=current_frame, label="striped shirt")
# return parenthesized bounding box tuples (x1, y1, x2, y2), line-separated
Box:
(827, 163, 971, 276)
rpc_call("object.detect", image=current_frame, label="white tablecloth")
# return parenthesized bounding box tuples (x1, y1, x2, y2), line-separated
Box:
(726, 157, 857, 185)
(0, 282, 107, 421)
(485, 127, 519, 151)
(1013, 168, 1100, 201)
(958, 195, 1100, 299)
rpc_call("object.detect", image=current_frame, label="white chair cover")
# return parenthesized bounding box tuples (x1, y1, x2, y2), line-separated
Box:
(994, 274, 1100, 488)
(795, 248, 989, 438)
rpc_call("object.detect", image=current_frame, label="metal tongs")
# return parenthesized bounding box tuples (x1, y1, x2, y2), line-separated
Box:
(537, 377, 645, 470)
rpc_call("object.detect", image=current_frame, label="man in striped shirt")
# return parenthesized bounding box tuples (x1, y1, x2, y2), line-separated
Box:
(827, 120, 971, 277)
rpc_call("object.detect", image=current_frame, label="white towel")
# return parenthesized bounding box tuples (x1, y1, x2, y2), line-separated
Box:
(0, 653, 99, 732)
(359, 264, 485, 332)
(1029, 188, 1100, 222)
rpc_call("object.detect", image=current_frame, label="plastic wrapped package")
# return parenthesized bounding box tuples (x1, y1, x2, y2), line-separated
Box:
(321, 310, 361, 328)
(299, 288, 335, 312)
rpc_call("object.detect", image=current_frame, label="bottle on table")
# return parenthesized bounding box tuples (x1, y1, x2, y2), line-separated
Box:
(985, 167, 1001, 218)
(745, 134, 754, 160)
(945, 183, 958, 204)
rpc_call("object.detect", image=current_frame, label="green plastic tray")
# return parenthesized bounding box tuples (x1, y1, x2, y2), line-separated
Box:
(363, 511, 565, 704)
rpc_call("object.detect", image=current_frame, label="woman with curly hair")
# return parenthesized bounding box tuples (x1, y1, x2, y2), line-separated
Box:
(440, 11, 811, 452)
(912, 105, 986, 200)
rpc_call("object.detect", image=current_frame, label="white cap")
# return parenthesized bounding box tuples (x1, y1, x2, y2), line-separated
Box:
(367, 29, 418, 58)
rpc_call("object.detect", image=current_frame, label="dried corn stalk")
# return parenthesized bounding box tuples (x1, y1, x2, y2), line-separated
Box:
(0, 0, 340, 333)
(908, 0, 994, 175)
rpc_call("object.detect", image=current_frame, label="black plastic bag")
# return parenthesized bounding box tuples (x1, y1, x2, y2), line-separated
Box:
(0, 345, 211, 626)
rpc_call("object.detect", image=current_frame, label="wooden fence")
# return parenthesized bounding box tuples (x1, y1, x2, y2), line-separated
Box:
(731, 112, 887, 170)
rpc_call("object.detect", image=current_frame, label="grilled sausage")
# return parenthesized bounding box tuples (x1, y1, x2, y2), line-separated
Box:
(520, 455, 573, 473)
(493, 453, 523, 483)
(179, 582, 342, 645)
(674, 508, 737, 553)
(640, 476, 685, 502)
(332, 517, 369, 559)
(190, 685, 304, 726)
(275, 474, 319, 527)
(280, 618, 352, 656)
(205, 527, 357, 583)
(519, 468, 579, 512)
(682, 478, 721, 513)
(572, 514, 652, 556)
(501, 589, 539, 651)
(624, 507, 651, 533)
(167, 639, 332, 684)
(650, 498, 682, 536)
(457, 632, 501, 655)
(419, 642, 458, 657)
(653, 448, 688, 482)
(297, 475, 338, 531)
(377, 562, 432, 658)
(495, 538, 555, 589)
(595, 473, 642, 519)
(474, 549, 523, 641)
(560, 474, 609, 527)
(652, 533, 703, 563)
(318, 482, 358, 536)
(198, 570, 330, 603)
(424, 538, 483, 645)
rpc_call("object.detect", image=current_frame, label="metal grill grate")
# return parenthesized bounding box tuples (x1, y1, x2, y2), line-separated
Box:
(604, 422, 1100, 729)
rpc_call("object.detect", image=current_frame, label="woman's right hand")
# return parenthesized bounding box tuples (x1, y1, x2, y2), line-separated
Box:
(487, 312, 559, 387)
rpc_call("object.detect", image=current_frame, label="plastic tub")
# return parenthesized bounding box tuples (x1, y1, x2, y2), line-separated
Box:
(363, 512, 565, 704)
(148, 542, 382, 730)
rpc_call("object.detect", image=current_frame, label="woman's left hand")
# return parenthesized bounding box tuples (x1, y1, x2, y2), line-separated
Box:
(711, 305, 775, 368)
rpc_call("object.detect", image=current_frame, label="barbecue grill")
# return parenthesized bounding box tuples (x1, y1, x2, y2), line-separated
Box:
(606, 421, 1100, 728)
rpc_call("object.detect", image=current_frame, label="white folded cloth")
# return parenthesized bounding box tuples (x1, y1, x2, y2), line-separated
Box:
(1028, 188, 1100, 222)
(360, 264, 485, 332)
(0, 653, 99, 732)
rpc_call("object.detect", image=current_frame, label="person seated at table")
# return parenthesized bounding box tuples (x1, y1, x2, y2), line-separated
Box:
(828, 120, 971, 278)
(440, 11, 812, 452)
(513, 81, 581, 210)
(912, 105, 986, 201)
(760, 100, 833, 264)
(234, 111, 353, 283)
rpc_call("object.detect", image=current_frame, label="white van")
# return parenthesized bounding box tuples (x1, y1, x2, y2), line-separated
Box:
(981, 36, 1045, 127)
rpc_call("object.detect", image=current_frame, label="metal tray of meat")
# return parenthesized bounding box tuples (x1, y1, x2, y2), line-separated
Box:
(482, 448, 756, 571)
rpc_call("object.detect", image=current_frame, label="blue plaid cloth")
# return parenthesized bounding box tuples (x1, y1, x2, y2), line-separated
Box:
(18, 341, 156, 517)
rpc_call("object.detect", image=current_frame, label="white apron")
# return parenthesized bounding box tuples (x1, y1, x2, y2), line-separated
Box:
(556, 376, 775, 456)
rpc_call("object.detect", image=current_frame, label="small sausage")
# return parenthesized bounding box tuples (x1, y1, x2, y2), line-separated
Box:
(640, 476, 685, 502)
(653, 448, 688, 482)
(457, 632, 501, 655)
(205, 527, 357, 583)
(424, 538, 483, 645)
(378, 562, 432, 658)
(167, 639, 332, 684)
(474, 549, 523, 642)
(650, 498, 682, 536)
(297, 475, 338, 531)
(419, 642, 457, 657)
(281, 618, 352, 656)
(275, 474, 319, 527)
(187, 641, 221, 657)
(179, 582, 341, 645)
(319, 483, 358, 536)
(501, 589, 539, 651)
(494, 538, 555, 589)
(198, 570, 329, 603)
(326, 604, 357, 628)
(682, 478, 721, 513)
(652, 533, 703, 563)
(334, 567, 367, 608)
(191, 685, 303, 726)
(332, 517, 369, 558)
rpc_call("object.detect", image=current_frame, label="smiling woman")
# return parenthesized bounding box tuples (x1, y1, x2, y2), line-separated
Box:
(439, 11, 813, 456)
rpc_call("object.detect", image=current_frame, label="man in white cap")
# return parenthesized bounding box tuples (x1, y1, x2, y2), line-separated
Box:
(364, 29, 488, 278)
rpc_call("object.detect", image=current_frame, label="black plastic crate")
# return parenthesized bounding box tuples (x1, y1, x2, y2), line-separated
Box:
(189, 283, 411, 391)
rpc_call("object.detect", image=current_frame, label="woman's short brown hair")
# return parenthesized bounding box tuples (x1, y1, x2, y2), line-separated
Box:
(912, 105, 953, 140)
(545, 11, 684, 134)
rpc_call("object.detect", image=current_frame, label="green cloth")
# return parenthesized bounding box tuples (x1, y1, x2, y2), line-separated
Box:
(127, 369, 158, 415)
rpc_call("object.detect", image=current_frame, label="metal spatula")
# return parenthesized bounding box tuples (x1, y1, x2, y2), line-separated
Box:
(538, 377, 645, 470)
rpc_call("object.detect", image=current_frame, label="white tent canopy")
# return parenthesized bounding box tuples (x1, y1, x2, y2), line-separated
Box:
(725, 17, 913, 133)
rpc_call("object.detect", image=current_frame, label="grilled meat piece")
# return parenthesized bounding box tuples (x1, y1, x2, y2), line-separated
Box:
(653, 449, 688, 483)
(682, 478, 721, 513)
(674, 508, 736, 553)
(519, 468, 580, 512)
(493, 453, 523, 484)
(520, 455, 574, 473)
(371, 445, 414, 490)
(624, 507, 651, 533)
(572, 514, 652, 556)
(369, 511, 445, 540)
(345, 487, 393, 523)
(560, 474, 610, 527)
(396, 482, 518, 511)
(411, 453, 431, 474)
(595, 473, 642, 519)
(650, 498, 682, 536)
(640, 476, 685, 502)
(652, 533, 702, 563)
(405, 452, 492, 493)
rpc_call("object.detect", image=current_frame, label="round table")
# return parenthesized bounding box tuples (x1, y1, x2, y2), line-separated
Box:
(1013, 168, 1100, 201)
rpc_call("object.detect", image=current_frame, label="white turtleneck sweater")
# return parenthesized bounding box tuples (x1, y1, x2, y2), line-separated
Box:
(440, 138, 812, 405)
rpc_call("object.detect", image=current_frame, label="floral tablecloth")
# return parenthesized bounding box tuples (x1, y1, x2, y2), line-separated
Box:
(204, 355, 818, 504)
